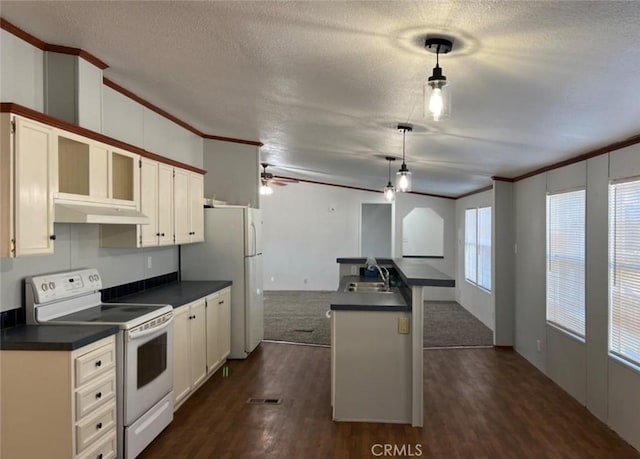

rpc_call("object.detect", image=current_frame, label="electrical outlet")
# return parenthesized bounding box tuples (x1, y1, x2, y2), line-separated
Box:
(270, 276, 275, 282)
(398, 317, 410, 334)
(303, 278, 308, 284)
(536, 339, 541, 352)
(147, 256, 152, 269)
(350, 266, 358, 275)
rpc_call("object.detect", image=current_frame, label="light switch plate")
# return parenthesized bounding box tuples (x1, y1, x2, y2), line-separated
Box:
(398, 317, 410, 334)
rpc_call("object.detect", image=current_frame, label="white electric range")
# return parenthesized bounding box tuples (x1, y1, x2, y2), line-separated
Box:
(26, 268, 174, 459)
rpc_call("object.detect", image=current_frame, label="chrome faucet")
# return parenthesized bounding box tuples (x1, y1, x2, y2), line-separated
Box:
(365, 257, 390, 291)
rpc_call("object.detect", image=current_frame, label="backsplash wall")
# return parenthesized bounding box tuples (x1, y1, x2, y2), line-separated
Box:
(0, 223, 179, 312)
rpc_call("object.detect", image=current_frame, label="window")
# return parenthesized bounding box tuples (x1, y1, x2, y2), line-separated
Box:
(546, 189, 586, 338)
(465, 206, 492, 291)
(609, 178, 640, 367)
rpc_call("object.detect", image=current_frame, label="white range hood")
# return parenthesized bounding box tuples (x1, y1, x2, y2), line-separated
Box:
(54, 202, 150, 225)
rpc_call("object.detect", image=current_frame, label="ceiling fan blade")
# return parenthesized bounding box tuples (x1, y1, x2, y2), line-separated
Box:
(272, 176, 299, 183)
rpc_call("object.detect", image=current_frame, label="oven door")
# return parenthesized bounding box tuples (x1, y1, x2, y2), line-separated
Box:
(124, 313, 174, 425)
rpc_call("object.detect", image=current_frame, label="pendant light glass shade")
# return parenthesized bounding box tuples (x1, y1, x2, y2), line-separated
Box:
(424, 78, 450, 121)
(384, 183, 395, 202)
(396, 166, 412, 192)
(396, 125, 412, 193)
(383, 156, 396, 201)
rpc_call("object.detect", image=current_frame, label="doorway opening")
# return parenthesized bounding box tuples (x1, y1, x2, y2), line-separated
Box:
(360, 203, 392, 258)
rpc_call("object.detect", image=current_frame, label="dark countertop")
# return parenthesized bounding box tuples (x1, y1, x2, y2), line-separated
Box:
(1, 325, 119, 351)
(336, 257, 455, 287)
(331, 275, 410, 312)
(109, 281, 232, 309)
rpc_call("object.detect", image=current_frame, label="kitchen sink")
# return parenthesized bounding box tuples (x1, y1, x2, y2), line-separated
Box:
(345, 282, 392, 293)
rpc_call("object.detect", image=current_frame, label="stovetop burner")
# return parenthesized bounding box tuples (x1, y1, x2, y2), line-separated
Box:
(50, 303, 170, 325)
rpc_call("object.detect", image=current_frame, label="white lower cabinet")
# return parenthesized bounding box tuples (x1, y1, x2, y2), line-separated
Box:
(206, 288, 231, 373)
(173, 287, 232, 410)
(173, 299, 207, 408)
(0, 335, 117, 459)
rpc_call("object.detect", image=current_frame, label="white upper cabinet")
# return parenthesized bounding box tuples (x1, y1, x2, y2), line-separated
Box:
(174, 167, 190, 244)
(139, 158, 159, 247)
(56, 130, 139, 208)
(139, 159, 174, 247)
(0, 114, 57, 257)
(157, 163, 174, 246)
(189, 172, 204, 243)
(175, 169, 204, 244)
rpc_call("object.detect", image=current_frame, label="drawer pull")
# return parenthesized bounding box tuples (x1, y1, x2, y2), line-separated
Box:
(95, 391, 102, 399)
(218, 300, 224, 304)
(95, 360, 102, 367)
(96, 422, 103, 430)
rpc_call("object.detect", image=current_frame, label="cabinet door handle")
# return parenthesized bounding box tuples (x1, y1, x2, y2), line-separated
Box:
(156, 232, 161, 236)
(218, 300, 224, 305)
(161, 233, 165, 237)
(95, 391, 102, 399)
(98, 454, 103, 459)
(95, 360, 102, 367)
(96, 422, 103, 430)
(49, 234, 56, 240)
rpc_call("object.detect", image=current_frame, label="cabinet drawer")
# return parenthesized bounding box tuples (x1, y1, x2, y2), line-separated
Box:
(76, 430, 116, 459)
(75, 342, 116, 387)
(76, 373, 116, 419)
(76, 402, 116, 453)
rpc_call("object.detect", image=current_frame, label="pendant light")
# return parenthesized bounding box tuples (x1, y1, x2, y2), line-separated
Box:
(396, 124, 412, 192)
(424, 37, 453, 121)
(383, 156, 396, 202)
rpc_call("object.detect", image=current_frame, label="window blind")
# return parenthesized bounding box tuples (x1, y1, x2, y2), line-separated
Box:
(609, 178, 640, 367)
(465, 208, 477, 283)
(478, 207, 492, 291)
(546, 190, 586, 338)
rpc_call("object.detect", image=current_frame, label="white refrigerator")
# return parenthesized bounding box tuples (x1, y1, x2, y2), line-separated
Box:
(181, 206, 264, 359)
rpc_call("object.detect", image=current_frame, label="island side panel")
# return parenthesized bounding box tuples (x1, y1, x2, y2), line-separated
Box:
(412, 285, 424, 427)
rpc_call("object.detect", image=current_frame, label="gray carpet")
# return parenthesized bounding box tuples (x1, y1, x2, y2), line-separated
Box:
(263, 291, 494, 348)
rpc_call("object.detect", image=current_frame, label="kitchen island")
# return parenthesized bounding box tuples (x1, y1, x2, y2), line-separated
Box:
(332, 258, 454, 427)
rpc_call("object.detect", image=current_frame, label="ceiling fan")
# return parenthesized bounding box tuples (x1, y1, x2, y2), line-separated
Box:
(260, 163, 299, 187)
(260, 163, 299, 195)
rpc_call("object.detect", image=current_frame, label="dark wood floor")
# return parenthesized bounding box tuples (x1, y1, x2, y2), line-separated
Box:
(140, 343, 639, 459)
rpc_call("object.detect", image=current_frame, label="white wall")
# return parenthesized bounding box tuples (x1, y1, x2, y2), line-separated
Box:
(493, 181, 515, 346)
(361, 203, 392, 258)
(262, 182, 387, 290)
(455, 190, 494, 330)
(402, 207, 443, 257)
(203, 139, 259, 208)
(394, 193, 456, 301)
(102, 86, 144, 147)
(0, 29, 44, 111)
(142, 108, 203, 168)
(262, 184, 456, 293)
(0, 224, 178, 311)
(102, 86, 204, 168)
(513, 147, 640, 451)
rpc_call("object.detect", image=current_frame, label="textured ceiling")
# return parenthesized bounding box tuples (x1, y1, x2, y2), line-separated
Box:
(2, 1, 640, 196)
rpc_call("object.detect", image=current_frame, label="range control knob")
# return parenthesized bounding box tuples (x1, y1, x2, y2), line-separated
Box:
(88, 275, 95, 282)
(41, 283, 48, 291)
(48, 282, 55, 290)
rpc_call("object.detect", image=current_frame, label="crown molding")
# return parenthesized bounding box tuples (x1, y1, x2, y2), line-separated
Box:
(1, 102, 207, 175)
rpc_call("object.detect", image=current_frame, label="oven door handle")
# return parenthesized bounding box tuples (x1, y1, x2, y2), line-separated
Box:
(128, 316, 174, 341)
